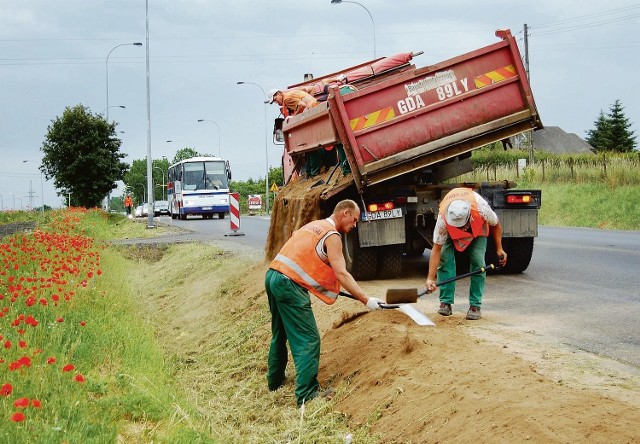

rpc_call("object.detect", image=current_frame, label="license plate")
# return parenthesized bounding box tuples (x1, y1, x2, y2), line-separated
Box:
(362, 208, 402, 221)
(202, 207, 212, 210)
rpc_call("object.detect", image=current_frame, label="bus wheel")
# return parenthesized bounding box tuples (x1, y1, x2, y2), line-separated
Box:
(217, 212, 225, 219)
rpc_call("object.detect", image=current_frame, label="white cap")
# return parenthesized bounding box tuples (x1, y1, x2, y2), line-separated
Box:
(445, 200, 470, 227)
(267, 88, 279, 104)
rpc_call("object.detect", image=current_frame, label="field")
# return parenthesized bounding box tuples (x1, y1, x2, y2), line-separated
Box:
(1, 205, 639, 442)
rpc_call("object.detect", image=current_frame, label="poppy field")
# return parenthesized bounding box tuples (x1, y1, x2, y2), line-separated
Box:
(0, 209, 197, 443)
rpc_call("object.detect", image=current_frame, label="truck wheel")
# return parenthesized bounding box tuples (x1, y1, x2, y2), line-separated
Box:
(343, 230, 377, 280)
(218, 212, 225, 219)
(377, 245, 402, 279)
(499, 237, 534, 274)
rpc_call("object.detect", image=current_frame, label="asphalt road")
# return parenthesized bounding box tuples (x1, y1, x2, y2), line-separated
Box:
(151, 215, 640, 368)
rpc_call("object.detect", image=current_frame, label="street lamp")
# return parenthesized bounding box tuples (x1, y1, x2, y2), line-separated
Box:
(22, 160, 44, 212)
(153, 166, 166, 200)
(331, 0, 376, 59)
(236, 81, 270, 215)
(197, 119, 222, 157)
(101, 105, 126, 115)
(166, 139, 196, 149)
(106, 42, 142, 122)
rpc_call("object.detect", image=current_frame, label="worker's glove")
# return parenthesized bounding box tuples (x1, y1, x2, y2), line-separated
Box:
(366, 297, 384, 311)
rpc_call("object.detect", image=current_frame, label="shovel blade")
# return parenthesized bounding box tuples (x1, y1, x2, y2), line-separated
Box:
(386, 288, 419, 304)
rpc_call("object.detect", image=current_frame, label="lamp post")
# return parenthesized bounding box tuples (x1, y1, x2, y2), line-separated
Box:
(197, 119, 222, 157)
(236, 81, 270, 215)
(133, 183, 147, 204)
(22, 160, 44, 212)
(106, 42, 142, 122)
(153, 166, 166, 200)
(331, 0, 376, 59)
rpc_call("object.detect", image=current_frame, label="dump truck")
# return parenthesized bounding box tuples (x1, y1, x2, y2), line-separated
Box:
(265, 29, 542, 280)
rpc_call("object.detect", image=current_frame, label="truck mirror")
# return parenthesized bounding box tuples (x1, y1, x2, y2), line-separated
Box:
(273, 117, 285, 144)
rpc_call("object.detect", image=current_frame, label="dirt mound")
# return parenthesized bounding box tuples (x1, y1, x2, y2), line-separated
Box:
(309, 279, 640, 442)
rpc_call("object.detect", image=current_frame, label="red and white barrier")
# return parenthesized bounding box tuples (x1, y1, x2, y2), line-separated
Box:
(225, 192, 245, 237)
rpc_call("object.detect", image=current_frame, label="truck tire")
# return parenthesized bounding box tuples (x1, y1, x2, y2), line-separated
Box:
(343, 230, 377, 280)
(499, 237, 534, 274)
(377, 245, 403, 279)
(218, 212, 225, 219)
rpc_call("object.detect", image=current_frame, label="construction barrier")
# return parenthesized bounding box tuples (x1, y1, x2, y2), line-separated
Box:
(225, 192, 245, 237)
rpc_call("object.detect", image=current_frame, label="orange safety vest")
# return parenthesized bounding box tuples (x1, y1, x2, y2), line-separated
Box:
(281, 90, 318, 117)
(124, 196, 133, 207)
(269, 219, 341, 304)
(439, 188, 489, 252)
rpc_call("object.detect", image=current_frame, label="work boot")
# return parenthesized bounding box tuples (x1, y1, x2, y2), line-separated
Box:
(437, 303, 452, 316)
(466, 306, 481, 320)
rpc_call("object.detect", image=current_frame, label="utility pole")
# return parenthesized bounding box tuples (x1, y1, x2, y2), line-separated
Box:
(524, 23, 534, 166)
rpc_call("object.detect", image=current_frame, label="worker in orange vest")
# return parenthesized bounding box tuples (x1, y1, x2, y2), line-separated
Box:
(124, 195, 133, 216)
(425, 187, 508, 320)
(266, 199, 383, 406)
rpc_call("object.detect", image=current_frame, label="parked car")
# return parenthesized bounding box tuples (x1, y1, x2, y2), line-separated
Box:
(154, 200, 170, 216)
(141, 203, 150, 216)
(134, 205, 144, 218)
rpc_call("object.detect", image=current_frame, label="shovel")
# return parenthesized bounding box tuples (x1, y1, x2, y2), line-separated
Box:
(385, 264, 498, 304)
(338, 291, 435, 326)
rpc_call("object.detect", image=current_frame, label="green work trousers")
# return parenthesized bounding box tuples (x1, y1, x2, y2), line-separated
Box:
(437, 236, 487, 307)
(265, 269, 320, 406)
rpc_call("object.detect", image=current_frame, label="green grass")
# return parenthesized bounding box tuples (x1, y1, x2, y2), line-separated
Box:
(536, 183, 640, 230)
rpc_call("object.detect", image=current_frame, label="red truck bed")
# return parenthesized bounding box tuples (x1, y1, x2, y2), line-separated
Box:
(282, 29, 541, 190)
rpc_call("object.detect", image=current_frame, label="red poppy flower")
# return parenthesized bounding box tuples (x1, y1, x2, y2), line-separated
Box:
(62, 364, 74, 372)
(10, 412, 25, 422)
(80, 321, 86, 327)
(74, 374, 86, 383)
(31, 399, 42, 408)
(18, 341, 27, 348)
(1, 383, 12, 397)
(46, 357, 56, 364)
(56, 317, 64, 323)
(3, 341, 10, 349)
(14, 397, 29, 408)
(17, 356, 31, 367)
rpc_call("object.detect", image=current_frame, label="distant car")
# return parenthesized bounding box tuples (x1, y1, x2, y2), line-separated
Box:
(154, 200, 170, 216)
(134, 205, 144, 218)
(141, 203, 150, 216)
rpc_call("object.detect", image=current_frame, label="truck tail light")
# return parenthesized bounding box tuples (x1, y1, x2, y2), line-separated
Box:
(368, 201, 395, 212)
(506, 193, 532, 204)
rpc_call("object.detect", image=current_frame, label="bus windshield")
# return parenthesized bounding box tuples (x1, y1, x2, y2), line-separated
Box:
(182, 160, 229, 191)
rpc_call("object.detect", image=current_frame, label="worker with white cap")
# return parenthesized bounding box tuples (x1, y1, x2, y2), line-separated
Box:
(425, 187, 508, 320)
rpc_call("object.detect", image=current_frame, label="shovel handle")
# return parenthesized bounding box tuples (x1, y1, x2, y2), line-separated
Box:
(425, 263, 497, 294)
(339, 291, 398, 309)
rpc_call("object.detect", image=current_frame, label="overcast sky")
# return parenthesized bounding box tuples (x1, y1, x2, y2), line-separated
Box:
(1, 0, 638, 209)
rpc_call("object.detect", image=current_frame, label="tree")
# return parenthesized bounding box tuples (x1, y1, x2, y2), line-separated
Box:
(607, 100, 636, 153)
(40, 104, 128, 207)
(172, 147, 213, 164)
(123, 157, 170, 204)
(586, 100, 636, 153)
